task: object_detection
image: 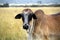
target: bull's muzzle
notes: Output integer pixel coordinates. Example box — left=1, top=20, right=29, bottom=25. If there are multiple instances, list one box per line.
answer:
left=23, top=24, right=29, bottom=30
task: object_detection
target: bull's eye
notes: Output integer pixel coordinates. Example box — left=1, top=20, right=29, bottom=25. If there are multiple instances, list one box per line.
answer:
left=28, top=14, right=33, bottom=22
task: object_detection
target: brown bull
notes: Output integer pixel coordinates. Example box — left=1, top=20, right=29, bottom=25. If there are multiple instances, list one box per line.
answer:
left=32, top=10, right=60, bottom=40
left=15, top=9, right=60, bottom=40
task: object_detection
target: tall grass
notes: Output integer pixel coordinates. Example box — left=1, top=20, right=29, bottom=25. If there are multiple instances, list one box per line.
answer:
left=0, top=7, right=60, bottom=40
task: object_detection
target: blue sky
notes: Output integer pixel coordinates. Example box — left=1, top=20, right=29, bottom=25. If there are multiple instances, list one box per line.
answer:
left=0, top=0, right=60, bottom=4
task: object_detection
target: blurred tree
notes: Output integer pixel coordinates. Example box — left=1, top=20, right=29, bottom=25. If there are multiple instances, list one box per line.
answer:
left=3, top=3, right=9, bottom=7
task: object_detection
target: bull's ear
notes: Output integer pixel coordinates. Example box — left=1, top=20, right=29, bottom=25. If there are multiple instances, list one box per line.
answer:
left=32, top=14, right=37, bottom=19
left=15, top=14, right=22, bottom=19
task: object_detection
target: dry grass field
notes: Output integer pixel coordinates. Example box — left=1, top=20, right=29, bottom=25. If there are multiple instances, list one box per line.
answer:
left=0, top=7, right=60, bottom=40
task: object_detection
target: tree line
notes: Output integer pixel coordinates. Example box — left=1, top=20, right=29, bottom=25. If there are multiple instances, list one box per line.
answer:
left=0, top=3, right=9, bottom=7
left=0, top=3, right=60, bottom=7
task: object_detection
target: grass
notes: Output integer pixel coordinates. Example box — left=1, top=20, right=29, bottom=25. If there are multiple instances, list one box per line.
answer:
left=0, top=7, right=60, bottom=40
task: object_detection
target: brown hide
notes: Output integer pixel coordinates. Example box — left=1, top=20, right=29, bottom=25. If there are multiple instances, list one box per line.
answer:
left=33, top=10, right=60, bottom=40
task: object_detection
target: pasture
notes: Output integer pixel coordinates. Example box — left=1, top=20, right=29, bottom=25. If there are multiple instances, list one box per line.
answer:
left=0, top=7, right=60, bottom=40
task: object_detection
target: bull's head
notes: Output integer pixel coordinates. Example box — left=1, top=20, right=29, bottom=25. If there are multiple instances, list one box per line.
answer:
left=15, top=9, right=37, bottom=31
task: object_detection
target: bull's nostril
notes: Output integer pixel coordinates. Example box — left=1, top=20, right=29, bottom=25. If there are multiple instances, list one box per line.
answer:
left=25, top=24, right=26, bottom=25
left=23, top=25, right=29, bottom=30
